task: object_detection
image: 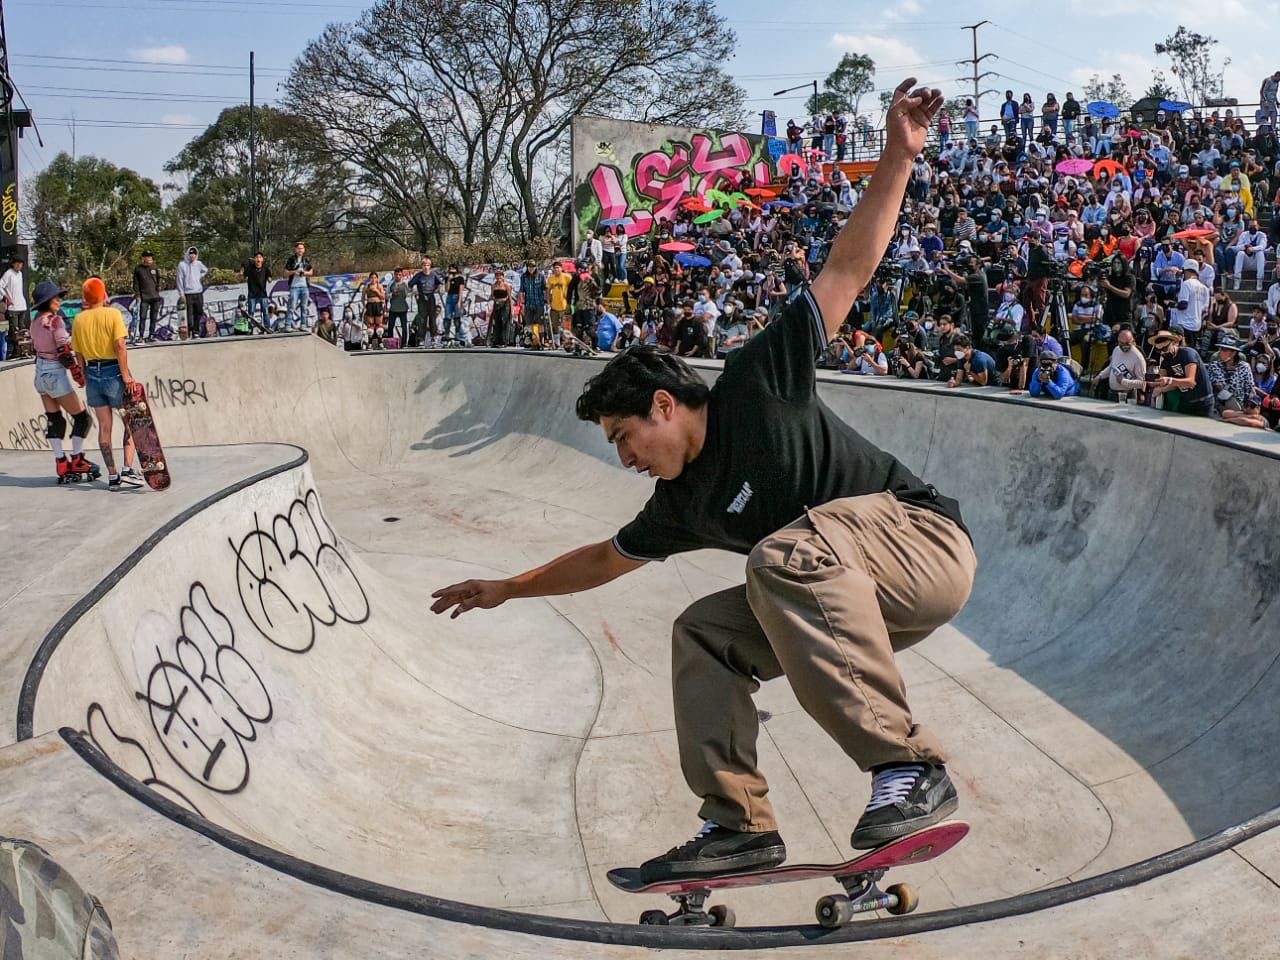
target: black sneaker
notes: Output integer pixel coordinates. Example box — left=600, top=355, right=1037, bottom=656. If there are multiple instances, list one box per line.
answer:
left=120, top=468, right=144, bottom=487
left=639, top=822, right=786, bottom=883
left=851, top=762, right=958, bottom=850
left=108, top=474, right=122, bottom=489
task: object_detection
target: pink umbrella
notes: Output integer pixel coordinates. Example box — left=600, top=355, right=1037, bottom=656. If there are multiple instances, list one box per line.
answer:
left=659, top=241, right=696, bottom=253
left=777, top=153, right=808, bottom=179
left=1055, top=158, right=1093, bottom=176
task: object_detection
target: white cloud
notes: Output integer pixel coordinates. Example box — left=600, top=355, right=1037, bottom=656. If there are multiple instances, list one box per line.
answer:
left=161, top=113, right=196, bottom=126
left=130, top=45, right=190, bottom=64
left=881, top=0, right=923, bottom=22
left=830, top=33, right=926, bottom=71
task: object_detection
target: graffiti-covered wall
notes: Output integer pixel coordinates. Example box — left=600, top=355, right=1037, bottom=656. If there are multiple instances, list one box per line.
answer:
left=571, top=117, right=784, bottom=246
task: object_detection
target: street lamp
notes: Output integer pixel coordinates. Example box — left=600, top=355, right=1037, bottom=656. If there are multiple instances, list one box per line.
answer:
left=773, top=80, right=820, bottom=111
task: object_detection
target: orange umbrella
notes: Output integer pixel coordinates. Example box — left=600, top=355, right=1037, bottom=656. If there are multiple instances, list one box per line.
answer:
left=1093, top=159, right=1125, bottom=179
left=745, top=187, right=779, bottom=198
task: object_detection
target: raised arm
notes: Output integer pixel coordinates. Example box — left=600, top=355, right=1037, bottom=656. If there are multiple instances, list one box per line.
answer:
left=810, top=79, right=942, bottom=340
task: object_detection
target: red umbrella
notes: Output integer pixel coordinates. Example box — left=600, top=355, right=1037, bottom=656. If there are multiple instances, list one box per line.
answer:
left=1123, top=129, right=1144, bottom=139
left=745, top=187, right=778, bottom=198
left=1093, top=159, right=1125, bottom=179
left=680, top=197, right=713, bottom=212
left=1170, top=227, right=1217, bottom=240
left=659, top=241, right=696, bottom=252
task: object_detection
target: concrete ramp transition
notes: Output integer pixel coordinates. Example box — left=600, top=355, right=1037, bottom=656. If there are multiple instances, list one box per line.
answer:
left=3, top=334, right=1280, bottom=956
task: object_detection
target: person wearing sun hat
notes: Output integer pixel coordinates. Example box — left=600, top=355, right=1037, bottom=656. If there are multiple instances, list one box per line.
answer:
left=29, top=280, right=99, bottom=483
left=70, top=277, right=142, bottom=488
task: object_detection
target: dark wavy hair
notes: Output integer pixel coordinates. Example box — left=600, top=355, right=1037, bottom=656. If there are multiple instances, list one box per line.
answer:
left=575, top=345, right=710, bottom=423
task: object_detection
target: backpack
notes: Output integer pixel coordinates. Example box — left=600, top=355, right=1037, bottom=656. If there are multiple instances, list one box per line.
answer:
left=0, top=837, right=120, bottom=958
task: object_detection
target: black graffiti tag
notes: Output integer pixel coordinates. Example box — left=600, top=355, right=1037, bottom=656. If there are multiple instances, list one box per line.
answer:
left=232, top=489, right=369, bottom=652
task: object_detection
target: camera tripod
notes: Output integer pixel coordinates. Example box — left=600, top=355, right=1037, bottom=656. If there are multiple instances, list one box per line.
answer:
left=1041, top=277, right=1072, bottom=346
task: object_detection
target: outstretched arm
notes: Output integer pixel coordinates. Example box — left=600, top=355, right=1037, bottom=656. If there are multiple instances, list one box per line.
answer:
left=811, top=78, right=943, bottom=340
left=430, top=540, right=646, bottom=619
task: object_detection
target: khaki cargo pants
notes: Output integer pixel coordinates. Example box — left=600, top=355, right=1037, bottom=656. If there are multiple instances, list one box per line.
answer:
left=672, top=492, right=977, bottom=833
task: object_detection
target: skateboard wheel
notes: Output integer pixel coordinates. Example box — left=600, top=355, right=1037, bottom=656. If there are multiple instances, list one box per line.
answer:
left=639, top=910, right=669, bottom=926
left=885, top=883, right=918, bottom=916
left=708, top=904, right=736, bottom=928
left=815, top=894, right=853, bottom=928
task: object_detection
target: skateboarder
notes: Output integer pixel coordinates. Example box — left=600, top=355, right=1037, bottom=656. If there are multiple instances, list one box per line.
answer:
left=29, top=281, right=98, bottom=482
left=431, top=80, right=974, bottom=883
left=70, top=278, right=142, bottom=489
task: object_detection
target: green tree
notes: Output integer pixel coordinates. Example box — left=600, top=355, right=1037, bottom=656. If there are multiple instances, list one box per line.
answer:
left=1155, top=27, right=1229, bottom=106
left=1144, top=70, right=1176, bottom=103
left=804, top=90, right=845, bottom=116
left=285, top=0, right=746, bottom=245
left=29, top=153, right=166, bottom=284
left=165, top=105, right=348, bottom=268
left=1081, top=73, right=1133, bottom=111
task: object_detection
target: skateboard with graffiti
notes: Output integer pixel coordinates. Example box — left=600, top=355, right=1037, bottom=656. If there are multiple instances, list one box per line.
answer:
left=120, top=382, right=171, bottom=491
left=607, top=820, right=968, bottom=929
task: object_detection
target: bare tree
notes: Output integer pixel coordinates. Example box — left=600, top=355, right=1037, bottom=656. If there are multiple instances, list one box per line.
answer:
left=285, top=0, right=746, bottom=245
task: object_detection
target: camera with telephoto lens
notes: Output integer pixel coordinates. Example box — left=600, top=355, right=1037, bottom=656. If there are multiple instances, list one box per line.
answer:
left=876, top=257, right=905, bottom=280
left=1043, top=258, right=1071, bottom=279
left=1080, top=260, right=1103, bottom=280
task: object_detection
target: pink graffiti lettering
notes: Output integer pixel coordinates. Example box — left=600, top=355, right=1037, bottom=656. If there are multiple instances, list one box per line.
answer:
left=690, top=133, right=753, bottom=195
left=633, top=145, right=691, bottom=234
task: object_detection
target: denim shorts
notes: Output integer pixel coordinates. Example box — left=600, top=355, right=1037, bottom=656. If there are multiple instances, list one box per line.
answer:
left=33, top=358, right=74, bottom=398
left=86, top=362, right=125, bottom=408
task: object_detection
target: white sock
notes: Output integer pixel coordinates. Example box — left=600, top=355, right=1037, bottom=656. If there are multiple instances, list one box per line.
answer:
left=50, top=438, right=65, bottom=458
left=71, top=436, right=84, bottom=456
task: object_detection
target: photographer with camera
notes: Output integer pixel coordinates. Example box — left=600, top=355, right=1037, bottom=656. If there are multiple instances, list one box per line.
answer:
left=1012, top=350, right=1080, bottom=399
left=993, top=324, right=1035, bottom=390
left=992, top=282, right=1026, bottom=332
left=931, top=276, right=969, bottom=332
left=946, top=333, right=997, bottom=388
left=1099, top=256, right=1133, bottom=332
left=1149, top=329, right=1212, bottom=416
left=894, top=335, right=932, bottom=379
left=933, top=314, right=961, bottom=382
left=1070, top=284, right=1110, bottom=372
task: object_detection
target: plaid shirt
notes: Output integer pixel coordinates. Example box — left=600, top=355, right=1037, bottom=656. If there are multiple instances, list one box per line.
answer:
left=519, top=272, right=547, bottom=312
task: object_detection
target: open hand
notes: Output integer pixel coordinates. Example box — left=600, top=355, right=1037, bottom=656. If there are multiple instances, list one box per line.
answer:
left=886, top=78, right=944, bottom=158
left=430, top=579, right=510, bottom=619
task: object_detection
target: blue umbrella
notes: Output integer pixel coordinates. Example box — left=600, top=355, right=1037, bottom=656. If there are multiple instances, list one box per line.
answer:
left=766, top=200, right=798, bottom=209
left=599, top=217, right=634, bottom=227
left=1087, top=101, right=1120, bottom=119
left=1159, top=100, right=1193, bottom=113
left=675, top=253, right=711, bottom=268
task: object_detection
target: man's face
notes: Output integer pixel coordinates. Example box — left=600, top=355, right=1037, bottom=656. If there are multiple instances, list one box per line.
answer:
left=601, top=394, right=691, bottom=481
left=423, top=258, right=432, bottom=271
left=295, top=244, right=305, bottom=256
left=188, top=251, right=198, bottom=261
left=1118, top=333, right=1135, bottom=351
left=254, top=254, right=264, bottom=265
left=143, top=256, right=154, bottom=266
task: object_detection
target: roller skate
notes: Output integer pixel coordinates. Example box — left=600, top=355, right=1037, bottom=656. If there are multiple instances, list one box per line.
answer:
left=66, top=453, right=101, bottom=483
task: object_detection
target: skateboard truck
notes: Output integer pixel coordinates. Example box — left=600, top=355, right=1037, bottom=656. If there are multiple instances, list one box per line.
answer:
left=814, top=868, right=918, bottom=928
left=640, top=890, right=736, bottom=928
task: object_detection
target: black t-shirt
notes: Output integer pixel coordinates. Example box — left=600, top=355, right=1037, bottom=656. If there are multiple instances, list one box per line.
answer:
left=447, top=275, right=464, bottom=297
left=1027, top=244, right=1052, bottom=280
left=133, top=263, right=162, bottom=300
left=243, top=261, right=272, bottom=299
left=613, top=291, right=968, bottom=561
left=677, top=316, right=704, bottom=354
left=1158, top=346, right=1211, bottom=404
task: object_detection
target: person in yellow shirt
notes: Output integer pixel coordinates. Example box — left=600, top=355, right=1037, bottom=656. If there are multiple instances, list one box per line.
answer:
left=70, top=277, right=141, bottom=488
left=546, top=261, right=572, bottom=348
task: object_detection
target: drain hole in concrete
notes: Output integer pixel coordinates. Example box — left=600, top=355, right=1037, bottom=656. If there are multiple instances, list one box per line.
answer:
left=383, top=517, right=401, bottom=523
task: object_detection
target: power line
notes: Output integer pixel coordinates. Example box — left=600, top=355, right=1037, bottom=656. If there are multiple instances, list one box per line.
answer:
left=13, top=54, right=289, bottom=73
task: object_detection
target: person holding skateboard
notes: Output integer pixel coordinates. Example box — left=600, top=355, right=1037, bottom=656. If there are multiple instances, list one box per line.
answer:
left=71, top=278, right=142, bottom=489
left=28, top=280, right=98, bottom=483
left=431, top=79, right=974, bottom=883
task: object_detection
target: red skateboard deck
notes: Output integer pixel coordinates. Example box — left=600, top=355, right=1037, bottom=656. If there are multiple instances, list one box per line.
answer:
left=607, top=820, right=968, bottom=928
left=120, top=383, right=171, bottom=491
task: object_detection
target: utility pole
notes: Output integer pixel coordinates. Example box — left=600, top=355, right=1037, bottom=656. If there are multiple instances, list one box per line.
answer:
left=249, top=50, right=259, bottom=253
left=0, top=0, right=33, bottom=259
left=959, top=21, right=1000, bottom=122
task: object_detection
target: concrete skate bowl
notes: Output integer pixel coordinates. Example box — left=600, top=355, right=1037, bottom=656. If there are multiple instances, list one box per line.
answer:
left=9, top=334, right=1280, bottom=950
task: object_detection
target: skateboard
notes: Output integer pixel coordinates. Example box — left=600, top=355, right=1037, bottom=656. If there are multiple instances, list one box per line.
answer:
left=607, top=820, right=968, bottom=929
left=560, top=329, right=599, bottom=356
left=120, top=383, right=171, bottom=491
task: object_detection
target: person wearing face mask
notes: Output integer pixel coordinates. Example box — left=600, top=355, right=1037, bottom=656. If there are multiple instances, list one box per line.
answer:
left=1149, top=329, right=1212, bottom=415
left=1231, top=219, right=1270, bottom=291
left=1012, top=349, right=1079, bottom=399
left=1093, top=326, right=1147, bottom=400
left=1209, top=335, right=1264, bottom=425
left=993, top=283, right=1026, bottom=332
left=1070, top=285, right=1109, bottom=371
left=1252, top=353, right=1280, bottom=428
left=1099, top=256, right=1133, bottom=330
left=946, top=333, right=997, bottom=387
left=1152, top=240, right=1185, bottom=298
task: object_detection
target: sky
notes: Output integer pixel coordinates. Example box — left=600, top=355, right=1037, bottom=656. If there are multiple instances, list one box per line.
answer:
left=8, top=0, right=1279, bottom=199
